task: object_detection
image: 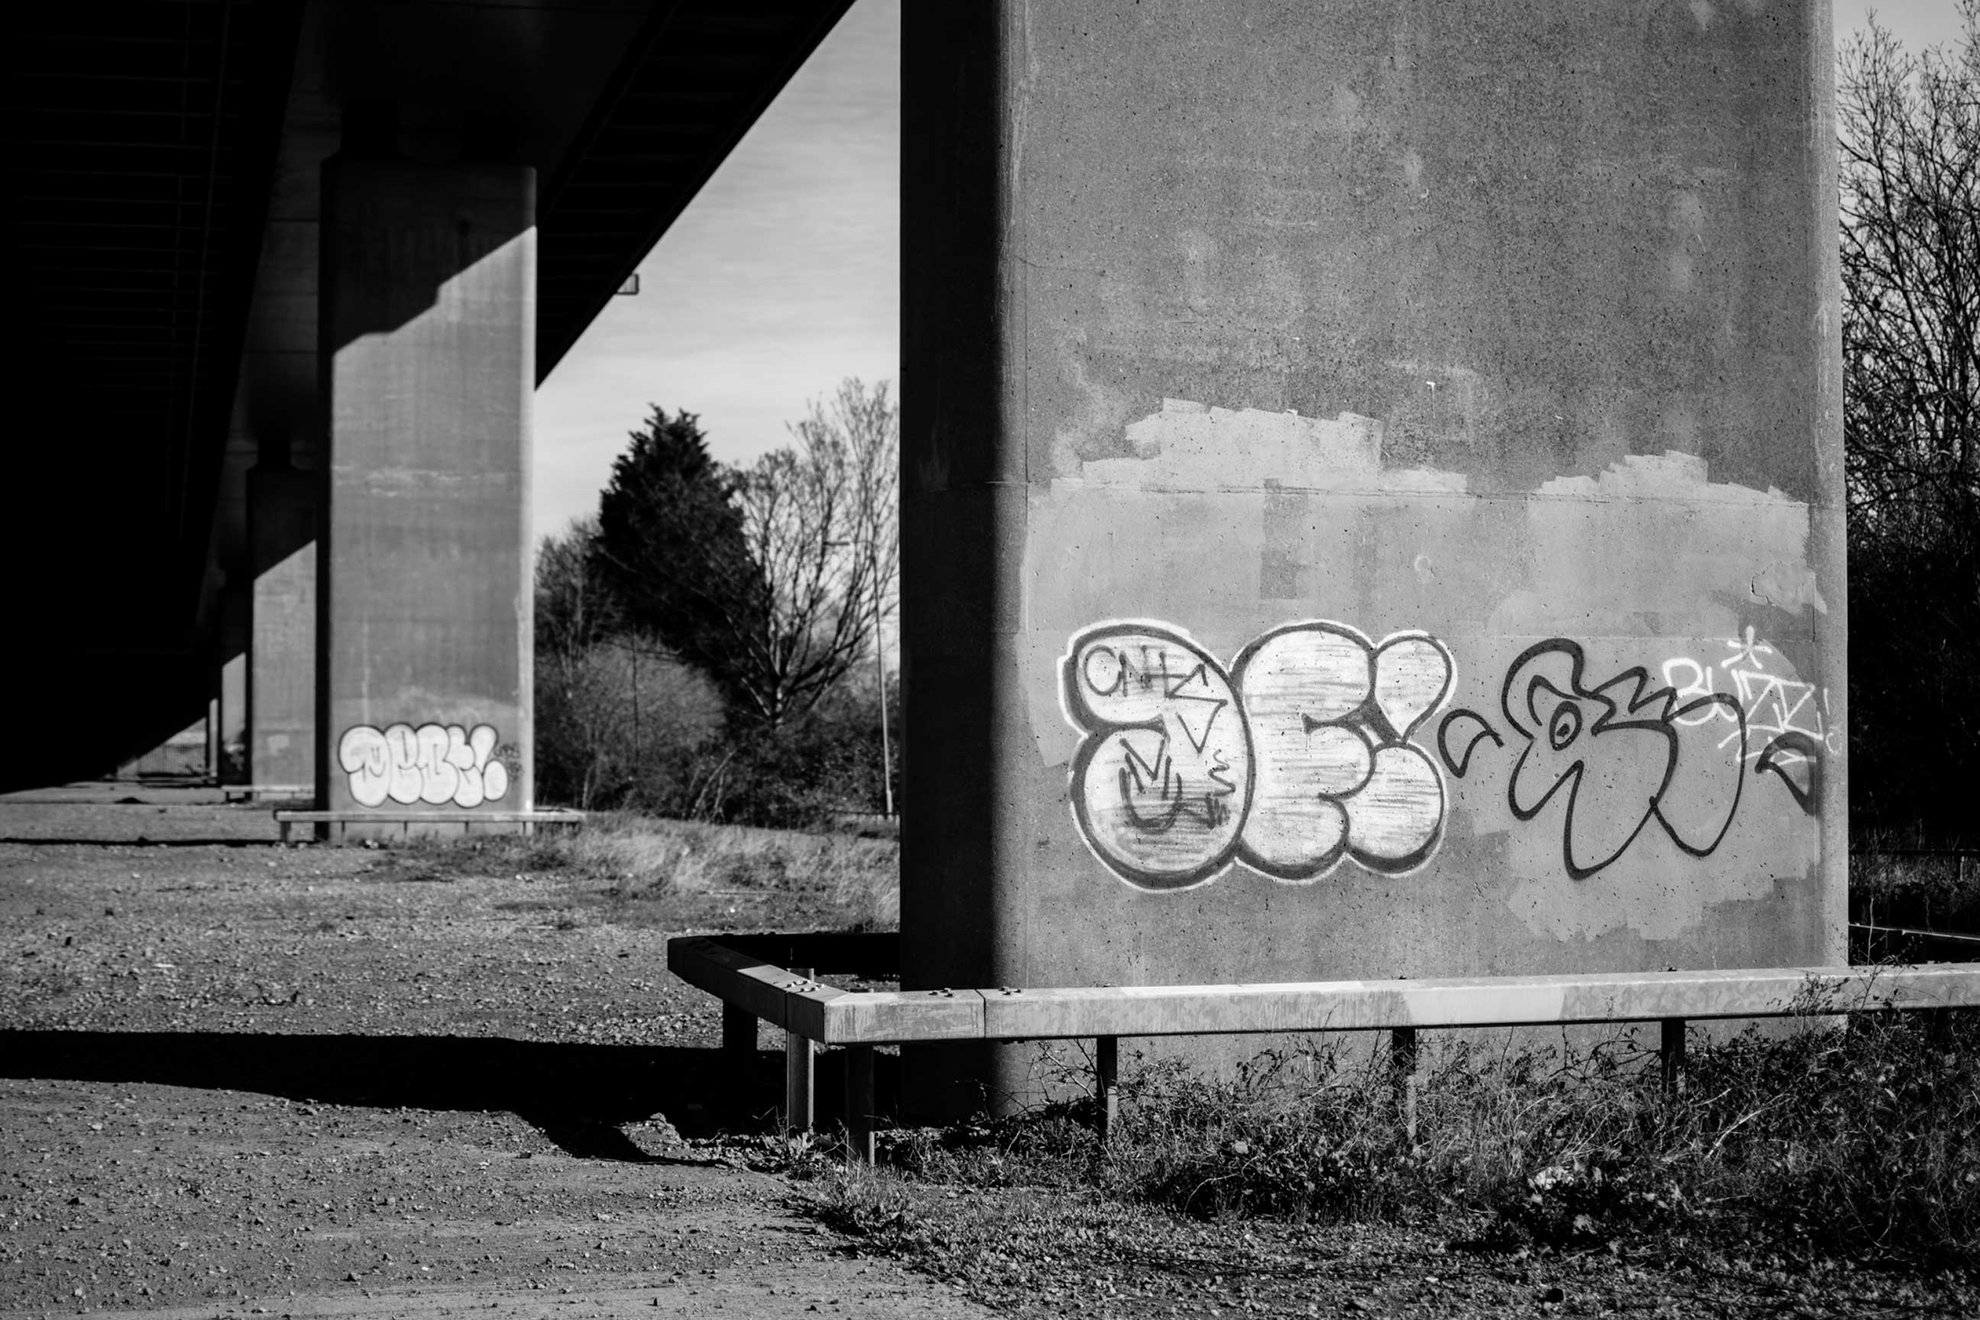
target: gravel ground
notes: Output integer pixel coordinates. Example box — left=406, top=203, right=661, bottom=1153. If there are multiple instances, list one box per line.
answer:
left=0, top=783, right=984, bottom=1319
left=2, top=784, right=1972, bottom=1319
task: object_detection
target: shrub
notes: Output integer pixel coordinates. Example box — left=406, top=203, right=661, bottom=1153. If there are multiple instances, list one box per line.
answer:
left=535, top=634, right=724, bottom=812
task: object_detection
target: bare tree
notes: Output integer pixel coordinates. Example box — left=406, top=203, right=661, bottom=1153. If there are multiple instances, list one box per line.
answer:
left=730, top=378, right=899, bottom=730
left=535, top=519, right=617, bottom=807
left=1838, top=5, right=1980, bottom=831
left=1839, top=3, right=1980, bottom=546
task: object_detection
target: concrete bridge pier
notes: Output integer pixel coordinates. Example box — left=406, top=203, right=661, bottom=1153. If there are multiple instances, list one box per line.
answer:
left=246, top=460, right=317, bottom=799
left=901, top=1, right=1846, bottom=1119
left=315, top=143, right=536, bottom=836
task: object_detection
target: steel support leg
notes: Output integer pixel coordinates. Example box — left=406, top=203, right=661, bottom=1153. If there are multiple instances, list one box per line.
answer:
left=844, top=1044, right=875, bottom=1164
left=1095, top=1035, right=1119, bottom=1144
left=1660, top=1017, right=1686, bottom=1100
left=1391, top=1026, right=1420, bottom=1143
left=784, top=969, right=815, bottom=1135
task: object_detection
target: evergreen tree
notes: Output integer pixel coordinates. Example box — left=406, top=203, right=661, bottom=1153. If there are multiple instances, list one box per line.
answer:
left=590, top=407, right=770, bottom=719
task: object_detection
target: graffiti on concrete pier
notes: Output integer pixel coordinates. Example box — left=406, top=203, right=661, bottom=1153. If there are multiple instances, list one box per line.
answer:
left=338, top=722, right=512, bottom=809
left=1061, top=620, right=1452, bottom=890
left=1437, top=640, right=1745, bottom=880
left=1661, top=627, right=1833, bottom=814
left=1062, top=623, right=1251, bottom=889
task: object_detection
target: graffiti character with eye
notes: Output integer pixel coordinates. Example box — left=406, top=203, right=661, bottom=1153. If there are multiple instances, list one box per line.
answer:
left=1438, top=639, right=1745, bottom=880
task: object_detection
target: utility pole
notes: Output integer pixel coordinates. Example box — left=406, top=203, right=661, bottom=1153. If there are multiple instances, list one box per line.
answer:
left=872, top=540, right=894, bottom=818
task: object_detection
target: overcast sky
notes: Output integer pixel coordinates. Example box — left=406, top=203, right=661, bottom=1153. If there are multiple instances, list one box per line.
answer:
left=529, top=0, right=1969, bottom=543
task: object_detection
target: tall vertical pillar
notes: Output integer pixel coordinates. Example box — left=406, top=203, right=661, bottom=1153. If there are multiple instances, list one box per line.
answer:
left=248, top=462, right=317, bottom=796
left=218, top=646, right=248, bottom=783
left=317, top=156, right=534, bottom=832
left=902, top=2, right=1845, bottom=1116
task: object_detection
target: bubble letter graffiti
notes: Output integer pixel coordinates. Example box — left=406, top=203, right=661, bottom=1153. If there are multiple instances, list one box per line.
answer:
left=339, top=722, right=512, bottom=809
left=1062, top=624, right=1252, bottom=890
left=1232, top=624, right=1451, bottom=879
left=1061, top=620, right=1453, bottom=890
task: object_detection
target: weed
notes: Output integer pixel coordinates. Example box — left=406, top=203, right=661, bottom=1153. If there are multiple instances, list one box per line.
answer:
left=812, top=1164, right=929, bottom=1247
left=862, top=1005, right=1980, bottom=1272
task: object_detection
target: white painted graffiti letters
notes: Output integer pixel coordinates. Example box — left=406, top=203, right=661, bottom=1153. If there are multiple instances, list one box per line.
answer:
left=1661, top=628, right=1833, bottom=814
left=1232, top=624, right=1451, bottom=879
left=1061, top=621, right=1453, bottom=891
left=1062, top=624, right=1252, bottom=890
left=338, top=722, right=512, bottom=809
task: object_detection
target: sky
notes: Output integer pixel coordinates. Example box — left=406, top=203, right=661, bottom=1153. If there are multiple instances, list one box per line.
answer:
left=1839, top=0, right=1969, bottom=55
left=532, top=0, right=900, bottom=543
left=530, top=0, right=1968, bottom=543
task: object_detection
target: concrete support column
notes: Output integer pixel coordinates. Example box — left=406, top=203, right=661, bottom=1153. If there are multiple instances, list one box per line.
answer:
left=902, top=1, right=1844, bottom=1118
left=317, top=157, right=534, bottom=831
left=218, top=647, right=248, bottom=784
left=248, top=463, right=317, bottom=796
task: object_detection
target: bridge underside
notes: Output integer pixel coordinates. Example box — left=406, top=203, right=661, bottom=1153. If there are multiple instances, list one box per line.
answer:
left=5, top=0, right=848, bottom=791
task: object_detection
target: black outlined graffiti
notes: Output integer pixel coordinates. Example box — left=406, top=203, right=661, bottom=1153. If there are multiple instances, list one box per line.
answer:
left=1062, top=623, right=1252, bottom=890
left=1061, top=620, right=1453, bottom=891
left=1436, top=709, right=1503, bottom=777
left=1436, top=640, right=1745, bottom=880
left=1753, top=729, right=1822, bottom=813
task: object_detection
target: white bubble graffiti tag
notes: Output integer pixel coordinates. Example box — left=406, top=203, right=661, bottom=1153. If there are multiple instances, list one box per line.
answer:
left=338, top=723, right=512, bottom=809
left=1061, top=620, right=1452, bottom=891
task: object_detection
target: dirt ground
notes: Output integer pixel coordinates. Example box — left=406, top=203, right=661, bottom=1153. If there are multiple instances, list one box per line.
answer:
left=2, top=785, right=1972, bottom=1319
left=0, top=784, right=984, bottom=1319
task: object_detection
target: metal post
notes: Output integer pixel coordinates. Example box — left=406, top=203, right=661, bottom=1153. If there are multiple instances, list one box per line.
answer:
left=784, top=968, right=815, bottom=1135
left=1390, top=1027, right=1420, bottom=1143
left=722, top=1001, right=756, bottom=1084
left=871, top=542, right=893, bottom=819
left=1660, top=1017, right=1686, bottom=1099
left=844, top=1044, right=875, bottom=1164
left=1095, top=1035, right=1119, bottom=1144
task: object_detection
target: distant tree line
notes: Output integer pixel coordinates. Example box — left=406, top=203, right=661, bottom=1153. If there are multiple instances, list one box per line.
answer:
left=1840, top=6, right=1979, bottom=837
left=535, top=378, right=899, bottom=827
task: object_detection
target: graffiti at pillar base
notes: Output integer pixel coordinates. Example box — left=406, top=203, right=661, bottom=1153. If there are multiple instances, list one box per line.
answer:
left=339, top=723, right=512, bottom=809
left=1662, top=628, right=1833, bottom=814
left=1061, top=621, right=1452, bottom=891
left=1437, top=641, right=1746, bottom=880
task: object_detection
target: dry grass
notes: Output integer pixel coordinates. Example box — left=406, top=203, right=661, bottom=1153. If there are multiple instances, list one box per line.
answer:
left=390, top=810, right=898, bottom=933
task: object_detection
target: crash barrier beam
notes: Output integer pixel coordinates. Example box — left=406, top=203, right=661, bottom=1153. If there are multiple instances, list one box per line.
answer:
left=666, top=936, right=1980, bottom=1160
